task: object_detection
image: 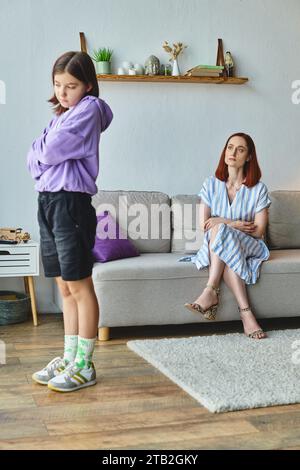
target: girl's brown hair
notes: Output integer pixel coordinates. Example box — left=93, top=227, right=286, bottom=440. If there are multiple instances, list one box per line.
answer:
left=215, top=132, right=262, bottom=187
left=48, top=51, right=99, bottom=115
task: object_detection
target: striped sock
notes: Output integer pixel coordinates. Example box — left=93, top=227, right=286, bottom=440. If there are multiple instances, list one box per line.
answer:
left=74, top=336, right=96, bottom=369
left=63, top=335, right=78, bottom=364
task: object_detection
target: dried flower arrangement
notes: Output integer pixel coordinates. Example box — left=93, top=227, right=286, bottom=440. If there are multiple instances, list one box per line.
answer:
left=162, top=41, right=188, bottom=61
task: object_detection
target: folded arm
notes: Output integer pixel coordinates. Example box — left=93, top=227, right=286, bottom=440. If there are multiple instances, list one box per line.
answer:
left=26, top=118, right=55, bottom=176
left=200, top=203, right=268, bottom=239
left=33, top=125, right=85, bottom=166
left=249, top=208, right=268, bottom=239
left=27, top=105, right=98, bottom=167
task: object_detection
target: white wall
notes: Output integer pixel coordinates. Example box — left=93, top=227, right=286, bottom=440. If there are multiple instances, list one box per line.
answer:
left=1, top=0, right=300, bottom=312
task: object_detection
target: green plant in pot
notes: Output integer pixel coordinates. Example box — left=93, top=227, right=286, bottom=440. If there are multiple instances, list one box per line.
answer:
left=92, top=48, right=114, bottom=74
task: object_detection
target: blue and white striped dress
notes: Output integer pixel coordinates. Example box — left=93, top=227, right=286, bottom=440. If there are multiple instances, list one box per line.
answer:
left=181, top=176, right=272, bottom=285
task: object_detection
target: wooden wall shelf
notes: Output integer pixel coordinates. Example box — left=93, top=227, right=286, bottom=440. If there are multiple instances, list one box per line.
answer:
left=78, top=33, right=248, bottom=85
left=96, top=74, right=248, bottom=85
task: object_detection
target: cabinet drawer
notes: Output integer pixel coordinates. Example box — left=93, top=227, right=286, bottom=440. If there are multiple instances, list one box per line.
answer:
left=0, top=246, right=39, bottom=276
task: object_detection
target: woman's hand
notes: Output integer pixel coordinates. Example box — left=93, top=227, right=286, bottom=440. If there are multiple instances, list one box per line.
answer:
left=204, top=217, right=227, bottom=231
left=204, top=217, right=257, bottom=235
left=229, top=220, right=257, bottom=234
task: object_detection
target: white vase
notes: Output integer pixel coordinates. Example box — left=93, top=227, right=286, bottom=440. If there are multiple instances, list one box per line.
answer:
left=121, top=61, right=134, bottom=74
left=172, top=58, right=180, bottom=76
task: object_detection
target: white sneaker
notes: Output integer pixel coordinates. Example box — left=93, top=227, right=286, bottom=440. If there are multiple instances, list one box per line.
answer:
left=48, top=362, right=97, bottom=393
left=32, top=357, right=69, bottom=385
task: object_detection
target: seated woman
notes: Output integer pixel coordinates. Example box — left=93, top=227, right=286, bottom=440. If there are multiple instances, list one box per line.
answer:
left=184, top=132, right=271, bottom=339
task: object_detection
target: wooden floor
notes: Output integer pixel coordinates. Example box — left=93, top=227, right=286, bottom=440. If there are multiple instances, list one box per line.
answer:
left=1, top=314, right=300, bottom=450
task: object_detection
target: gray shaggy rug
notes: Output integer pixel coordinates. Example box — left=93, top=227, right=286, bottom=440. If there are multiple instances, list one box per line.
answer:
left=127, top=329, right=300, bottom=412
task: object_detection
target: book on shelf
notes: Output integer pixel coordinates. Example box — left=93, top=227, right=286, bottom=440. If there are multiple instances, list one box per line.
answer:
left=186, top=70, right=223, bottom=77
left=184, top=64, right=224, bottom=77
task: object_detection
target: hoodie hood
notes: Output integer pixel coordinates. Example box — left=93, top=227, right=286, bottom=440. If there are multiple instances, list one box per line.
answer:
left=96, top=98, right=113, bottom=132
left=80, top=95, right=113, bottom=132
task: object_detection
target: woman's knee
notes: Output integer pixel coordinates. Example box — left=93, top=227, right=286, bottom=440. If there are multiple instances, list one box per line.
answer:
left=210, top=223, right=224, bottom=243
left=211, top=223, right=224, bottom=234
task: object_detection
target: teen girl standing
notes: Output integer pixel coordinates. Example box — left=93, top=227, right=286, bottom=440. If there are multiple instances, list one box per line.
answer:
left=27, top=51, right=113, bottom=392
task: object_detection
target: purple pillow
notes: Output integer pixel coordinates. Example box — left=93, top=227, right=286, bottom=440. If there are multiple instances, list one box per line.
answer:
left=92, top=211, right=140, bottom=263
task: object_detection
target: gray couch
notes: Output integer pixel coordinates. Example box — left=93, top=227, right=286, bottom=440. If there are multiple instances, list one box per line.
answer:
left=91, top=190, right=300, bottom=341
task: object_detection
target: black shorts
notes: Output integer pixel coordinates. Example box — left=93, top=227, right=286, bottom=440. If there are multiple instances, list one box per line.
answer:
left=37, top=190, right=97, bottom=281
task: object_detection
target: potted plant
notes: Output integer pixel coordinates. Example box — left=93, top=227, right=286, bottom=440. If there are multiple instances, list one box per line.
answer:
left=92, top=47, right=114, bottom=74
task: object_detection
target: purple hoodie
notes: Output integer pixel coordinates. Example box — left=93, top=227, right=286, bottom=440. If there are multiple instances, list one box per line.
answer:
left=27, top=95, right=113, bottom=195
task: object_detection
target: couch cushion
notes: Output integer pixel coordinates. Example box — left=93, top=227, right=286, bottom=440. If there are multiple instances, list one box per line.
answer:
left=93, top=253, right=202, bottom=281
left=92, top=249, right=300, bottom=282
left=267, top=191, right=300, bottom=249
left=260, top=249, right=300, bottom=274
left=171, top=195, right=203, bottom=253
left=92, top=190, right=171, bottom=253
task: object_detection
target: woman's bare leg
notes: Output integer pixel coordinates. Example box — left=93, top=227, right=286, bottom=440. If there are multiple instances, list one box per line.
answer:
left=193, top=223, right=225, bottom=309
left=222, top=265, right=266, bottom=339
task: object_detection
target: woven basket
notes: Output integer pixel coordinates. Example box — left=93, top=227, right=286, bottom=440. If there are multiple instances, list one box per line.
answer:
left=0, top=291, right=30, bottom=325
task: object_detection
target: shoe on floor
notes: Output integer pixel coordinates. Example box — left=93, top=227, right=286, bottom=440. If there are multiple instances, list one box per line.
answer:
left=47, top=362, right=97, bottom=393
left=32, top=357, right=69, bottom=385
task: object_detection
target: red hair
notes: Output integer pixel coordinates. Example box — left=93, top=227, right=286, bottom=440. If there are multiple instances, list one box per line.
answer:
left=215, top=133, right=261, bottom=187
